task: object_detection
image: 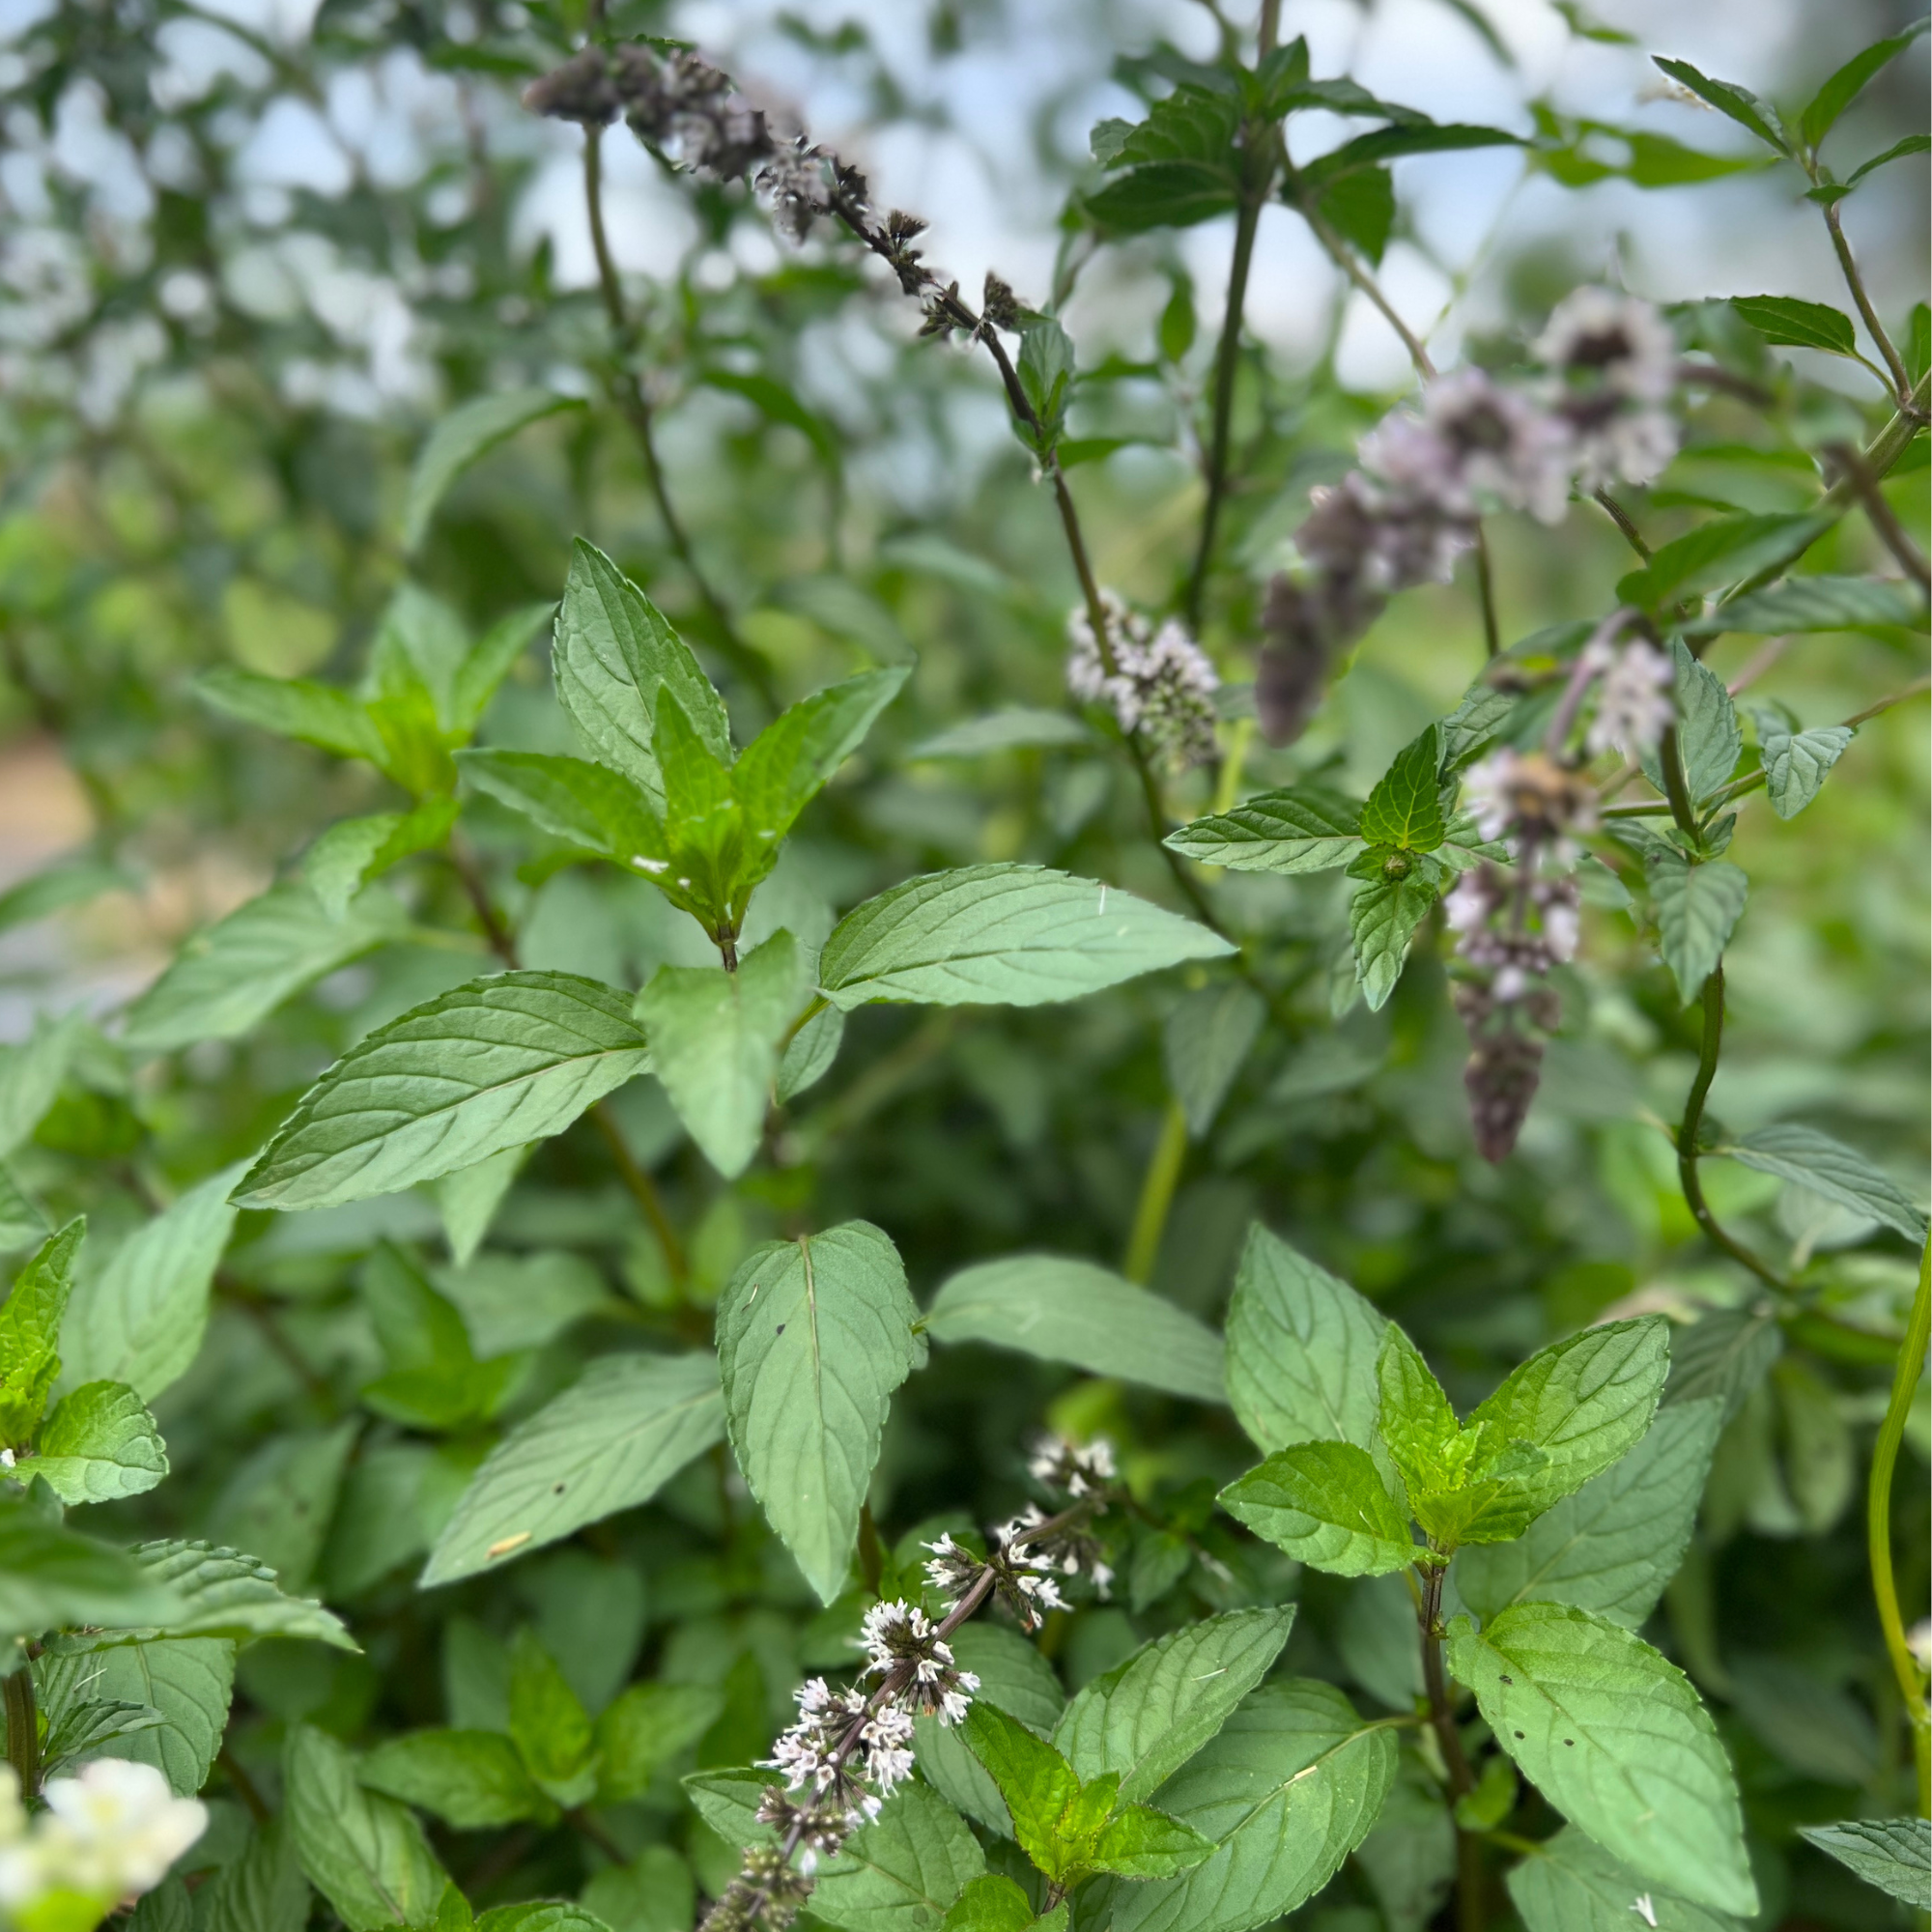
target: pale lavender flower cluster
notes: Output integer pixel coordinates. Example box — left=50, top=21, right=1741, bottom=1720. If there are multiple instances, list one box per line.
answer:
left=1584, top=634, right=1675, bottom=758
left=1066, top=592, right=1220, bottom=770
left=858, top=1601, right=980, bottom=1723
left=1255, top=290, right=1681, bottom=748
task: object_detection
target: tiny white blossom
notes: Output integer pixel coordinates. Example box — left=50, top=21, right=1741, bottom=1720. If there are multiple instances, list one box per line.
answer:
left=0, top=1759, right=207, bottom=1910
left=1536, top=288, right=1681, bottom=488
left=1067, top=594, right=1219, bottom=768
left=1360, top=369, right=1573, bottom=526
left=1630, top=1895, right=1660, bottom=1929
left=1587, top=639, right=1675, bottom=757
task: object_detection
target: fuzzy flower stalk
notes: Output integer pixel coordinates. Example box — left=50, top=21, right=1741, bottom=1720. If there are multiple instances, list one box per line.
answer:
left=0, top=1758, right=207, bottom=1931
left=705, top=1439, right=1118, bottom=1930
left=1066, top=593, right=1220, bottom=771
left=1448, top=616, right=1674, bottom=1159
left=1254, top=292, right=1681, bottom=747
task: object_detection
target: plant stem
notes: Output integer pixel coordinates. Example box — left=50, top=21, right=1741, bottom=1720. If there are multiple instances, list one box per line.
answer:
left=1591, top=488, right=1651, bottom=561
left=4, top=1665, right=39, bottom=1799
left=582, top=128, right=776, bottom=710
left=1472, top=526, right=1502, bottom=658
left=1821, top=196, right=1915, bottom=405
left=1123, top=1099, right=1188, bottom=1284
left=1870, top=1239, right=1931, bottom=1817
left=1826, top=440, right=1932, bottom=589
left=1417, top=1561, right=1485, bottom=1932
left=1674, top=967, right=1792, bottom=1295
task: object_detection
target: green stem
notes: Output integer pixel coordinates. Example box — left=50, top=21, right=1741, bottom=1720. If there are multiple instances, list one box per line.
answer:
left=1821, top=197, right=1915, bottom=405
left=5, top=1665, right=39, bottom=1800
left=1417, top=1561, right=1485, bottom=1932
left=1472, top=526, right=1502, bottom=658
left=1123, top=1099, right=1189, bottom=1284
left=1870, top=1240, right=1931, bottom=1817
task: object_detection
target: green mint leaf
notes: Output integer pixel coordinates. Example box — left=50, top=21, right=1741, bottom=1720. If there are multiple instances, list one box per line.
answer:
left=195, top=667, right=387, bottom=765
left=201, top=1818, right=312, bottom=1932
left=0, top=1219, right=83, bottom=1448
left=1459, top=1316, right=1671, bottom=1530
left=103, top=1537, right=357, bottom=1650
left=1797, top=1818, right=1931, bottom=1909
left=580, top=1850, right=692, bottom=1932
left=652, top=689, right=746, bottom=929
left=1441, top=681, right=1517, bottom=771
left=1163, top=785, right=1363, bottom=872
left=422, top=1350, right=724, bottom=1586
left=0, top=1012, right=86, bottom=1162
left=1375, top=1325, right=1461, bottom=1500
left=716, top=1223, right=923, bottom=1605
left=1313, top=162, right=1395, bottom=263
left=732, top=668, right=909, bottom=870
left=924, top=1254, right=1225, bottom=1405
left=1163, top=981, right=1264, bottom=1138
left=37, top=1635, right=232, bottom=1798
left=1053, top=1607, right=1295, bottom=1804
left=941, top=1873, right=1037, bottom=1931
left=1219, top=1441, right=1414, bottom=1576
left=636, top=931, right=804, bottom=1179
left=962, top=1702, right=1087, bottom=1882
left=1360, top=726, right=1453, bottom=854
left=0, top=1495, right=186, bottom=1643
left=446, top=603, right=554, bottom=740
left=473, top=1904, right=609, bottom=1932
left=360, top=1729, right=549, bottom=1830
left=305, top=802, right=459, bottom=920
left=509, top=1627, right=595, bottom=1804
left=1663, top=1308, right=1781, bottom=1422
left=910, top=708, right=1092, bottom=758
left=1455, top=1397, right=1722, bottom=1627
left=1088, top=1804, right=1216, bottom=1879
left=207, top=1422, right=358, bottom=1595
left=1637, top=644, right=1741, bottom=806
left=368, top=584, right=470, bottom=739
left=1016, top=320, right=1076, bottom=449
left=1447, top=1603, right=1756, bottom=1917
left=1508, top=1825, right=1747, bottom=1931
left=457, top=749, right=666, bottom=867
left=123, top=881, right=410, bottom=1056
left=1843, top=130, right=1932, bottom=189
left=916, top=1624, right=1067, bottom=1835
left=0, top=1166, right=44, bottom=1257
left=1350, top=870, right=1438, bottom=1011
left=1225, top=1224, right=1387, bottom=1459
left=29, top=1379, right=168, bottom=1504
left=776, top=1003, right=845, bottom=1103
left=403, top=389, right=585, bottom=554
left=809, top=1783, right=987, bottom=1931
left=819, top=864, right=1234, bottom=1009
left=1617, top=511, right=1832, bottom=610
left=1647, top=853, right=1747, bottom=1002
left=1649, top=57, right=1790, bottom=156
left=593, top=1682, right=724, bottom=1803
left=285, top=1723, right=448, bottom=1932
left=1105, top=1679, right=1398, bottom=1932
left=1085, top=86, right=1241, bottom=232
left=1756, top=719, right=1853, bottom=818
left=1719, top=1121, right=1927, bottom=1240
left=553, top=539, right=732, bottom=813
left=1798, top=20, right=1930, bottom=150
left=432, top=1146, right=528, bottom=1268
left=236, top=971, right=652, bottom=1211
left=36, top=1693, right=166, bottom=1780
left=681, top=1766, right=777, bottom=1848
left=1727, top=295, right=1857, bottom=355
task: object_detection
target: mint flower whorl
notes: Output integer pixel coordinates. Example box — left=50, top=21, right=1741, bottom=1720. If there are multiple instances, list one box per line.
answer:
left=857, top=1600, right=980, bottom=1723
left=754, top=1790, right=853, bottom=1874
left=762, top=1677, right=913, bottom=1816
left=1535, top=287, right=1681, bottom=489
left=1586, top=636, right=1674, bottom=757
left=1065, top=593, right=1220, bottom=771
left=1028, top=1433, right=1116, bottom=1498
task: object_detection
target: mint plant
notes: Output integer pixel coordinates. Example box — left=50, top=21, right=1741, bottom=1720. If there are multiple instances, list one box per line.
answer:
left=0, top=4, right=1926, bottom=1932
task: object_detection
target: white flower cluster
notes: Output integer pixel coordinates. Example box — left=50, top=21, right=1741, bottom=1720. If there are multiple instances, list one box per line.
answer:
left=1026, top=1434, right=1116, bottom=1498
left=1066, top=592, right=1220, bottom=771
left=1535, top=288, right=1680, bottom=492
left=857, top=1601, right=980, bottom=1725
left=1445, top=867, right=1580, bottom=1003
left=0, top=1758, right=206, bottom=1920
left=763, top=1676, right=913, bottom=1823
left=1583, top=634, right=1675, bottom=758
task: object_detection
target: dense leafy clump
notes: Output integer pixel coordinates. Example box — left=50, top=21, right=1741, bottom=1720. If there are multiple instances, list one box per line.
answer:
left=0, top=4, right=1925, bottom=1932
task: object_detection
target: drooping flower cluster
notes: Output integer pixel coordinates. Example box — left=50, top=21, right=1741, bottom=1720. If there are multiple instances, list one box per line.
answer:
left=0, top=1759, right=207, bottom=1922
left=1255, top=290, right=1681, bottom=746
left=1066, top=592, right=1220, bottom=770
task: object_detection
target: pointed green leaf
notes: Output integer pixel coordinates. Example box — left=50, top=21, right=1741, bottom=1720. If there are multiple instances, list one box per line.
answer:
left=1107, top=1679, right=1399, bottom=1932
left=423, top=1350, right=724, bottom=1585
left=204, top=1820, right=311, bottom=1932
left=1455, top=1397, right=1722, bottom=1627
left=1350, top=871, right=1437, bottom=1011
left=360, top=1729, right=547, bottom=1829
left=195, top=668, right=386, bottom=764
left=109, top=1538, right=356, bottom=1649
left=1088, top=1804, right=1215, bottom=1879
left=286, top=1723, right=448, bottom=1931
left=1224, top=1224, right=1386, bottom=1457
left=1719, top=1121, right=1926, bottom=1240
left=1618, top=512, right=1831, bottom=609
left=509, top=1626, right=595, bottom=1804
left=1727, top=295, right=1856, bottom=355
left=1649, top=58, right=1789, bottom=155
left=1219, top=1442, right=1414, bottom=1576
left=237, top=972, right=652, bottom=1210
left=924, top=1255, right=1225, bottom=1404
left=29, top=1380, right=168, bottom=1503
left=1447, top=1603, right=1756, bottom=1916
left=1163, top=982, right=1264, bottom=1138
left=1163, top=787, right=1363, bottom=873
left=818, top=865, right=1234, bottom=1009
left=0, top=1219, right=83, bottom=1446
left=809, top=1781, right=987, bottom=1932
left=1799, top=20, right=1930, bottom=149
left=777, top=1002, right=845, bottom=1102
left=0, top=1166, right=44, bottom=1256
left=36, top=1634, right=234, bottom=1797
left=1798, top=1817, right=1931, bottom=1908
left=0, top=1011, right=88, bottom=1159
left=733, top=668, right=908, bottom=854
left=1685, top=573, right=1925, bottom=636
left=59, top=1162, right=243, bottom=1402
left=636, top=931, right=803, bottom=1179
left=716, top=1224, right=923, bottom=1604
left=594, top=1681, right=724, bottom=1802
left=1508, top=1826, right=1747, bottom=1931
left=1648, top=854, right=1747, bottom=1002
left=447, top=602, right=554, bottom=737
left=940, top=1874, right=1037, bottom=1932
left=122, top=881, right=410, bottom=1054
left=553, top=539, right=731, bottom=813
left=1359, top=726, right=1445, bottom=852
left=1376, top=1325, right=1461, bottom=1498
left=1758, top=721, right=1853, bottom=818
left=306, top=801, right=458, bottom=919
left=403, top=389, right=585, bottom=552
left=961, top=1703, right=1085, bottom=1881
left=1638, top=644, right=1740, bottom=806
left=0, top=1497, right=185, bottom=1642
left=1054, top=1608, right=1295, bottom=1804
left=457, top=750, right=665, bottom=866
